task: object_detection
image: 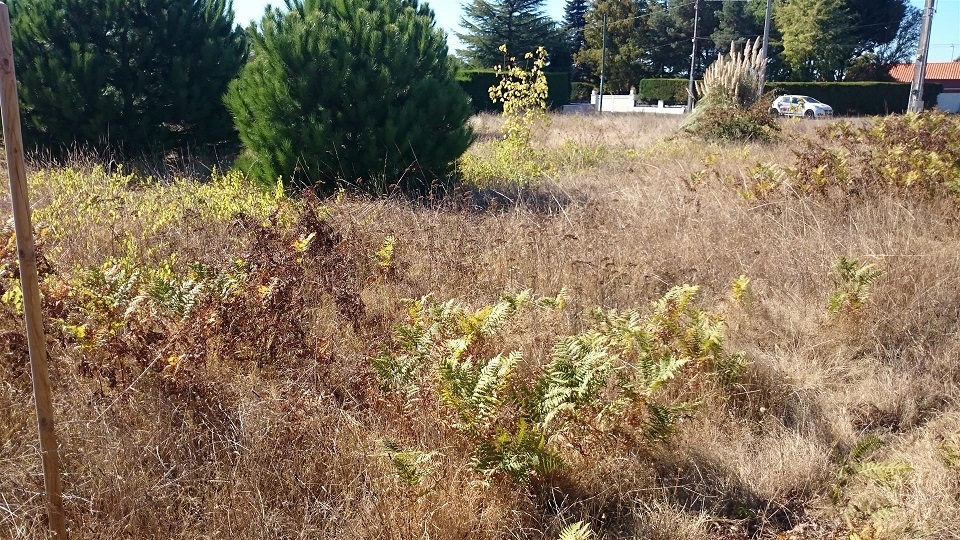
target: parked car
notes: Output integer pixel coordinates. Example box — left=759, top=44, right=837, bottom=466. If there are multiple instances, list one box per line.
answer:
left=770, top=95, right=834, bottom=119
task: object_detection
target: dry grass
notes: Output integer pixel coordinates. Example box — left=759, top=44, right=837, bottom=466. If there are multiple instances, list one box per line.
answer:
left=2, top=113, right=960, bottom=539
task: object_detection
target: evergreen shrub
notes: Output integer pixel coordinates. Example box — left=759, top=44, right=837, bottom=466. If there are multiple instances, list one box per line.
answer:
left=570, top=82, right=595, bottom=102
left=10, top=0, right=247, bottom=153
left=226, top=0, right=473, bottom=194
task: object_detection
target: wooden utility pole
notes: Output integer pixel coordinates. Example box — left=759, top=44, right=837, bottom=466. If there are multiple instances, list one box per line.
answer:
left=759, top=0, right=773, bottom=97
left=598, top=13, right=607, bottom=113
left=686, top=0, right=701, bottom=113
left=908, top=0, right=936, bottom=113
left=0, top=3, right=68, bottom=539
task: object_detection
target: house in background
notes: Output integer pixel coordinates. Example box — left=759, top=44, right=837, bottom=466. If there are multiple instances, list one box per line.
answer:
left=889, top=62, right=960, bottom=113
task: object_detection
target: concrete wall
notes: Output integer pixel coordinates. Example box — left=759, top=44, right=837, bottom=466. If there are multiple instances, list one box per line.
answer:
left=583, top=90, right=687, bottom=115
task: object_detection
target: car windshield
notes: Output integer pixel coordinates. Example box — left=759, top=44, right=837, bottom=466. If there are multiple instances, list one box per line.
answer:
left=800, top=96, right=821, bottom=103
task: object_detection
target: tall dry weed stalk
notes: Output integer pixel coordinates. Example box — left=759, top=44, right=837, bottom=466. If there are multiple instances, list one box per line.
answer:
left=696, top=38, right=766, bottom=108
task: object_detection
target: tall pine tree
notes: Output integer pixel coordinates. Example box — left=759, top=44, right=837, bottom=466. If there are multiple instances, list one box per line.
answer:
left=9, top=0, right=247, bottom=154
left=576, top=0, right=651, bottom=92
left=457, top=0, right=564, bottom=68
left=564, top=0, right=589, bottom=55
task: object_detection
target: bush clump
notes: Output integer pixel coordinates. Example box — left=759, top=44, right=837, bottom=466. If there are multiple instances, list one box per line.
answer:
left=10, top=0, right=248, bottom=153
left=684, top=39, right=780, bottom=142
left=688, top=100, right=781, bottom=142
left=226, top=0, right=473, bottom=194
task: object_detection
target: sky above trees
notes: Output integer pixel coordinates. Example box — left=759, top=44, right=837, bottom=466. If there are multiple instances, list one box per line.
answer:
left=230, top=0, right=958, bottom=61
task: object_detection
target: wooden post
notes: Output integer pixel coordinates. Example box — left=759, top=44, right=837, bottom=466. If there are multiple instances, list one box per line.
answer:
left=0, top=3, right=68, bottom=539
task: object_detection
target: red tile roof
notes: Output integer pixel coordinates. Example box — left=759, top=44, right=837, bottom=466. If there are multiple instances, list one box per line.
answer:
left=889, top=62, right=960, bottom=82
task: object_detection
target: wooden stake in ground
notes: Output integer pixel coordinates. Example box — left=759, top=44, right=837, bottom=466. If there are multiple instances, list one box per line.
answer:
left=0, top=3, right=68, bottom=538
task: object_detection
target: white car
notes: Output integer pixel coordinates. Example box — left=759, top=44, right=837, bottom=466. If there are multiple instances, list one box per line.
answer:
left=771, top=95, right=834, bottom=119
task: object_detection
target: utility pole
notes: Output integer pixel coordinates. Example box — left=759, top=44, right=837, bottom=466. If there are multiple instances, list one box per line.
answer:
left=598, top=13, right=606, bottom=113
left=686, top=0, right=700, bottom=113
left=758, top=0, right=773, bottom=97
left=908, top=0, right=936, bottom=113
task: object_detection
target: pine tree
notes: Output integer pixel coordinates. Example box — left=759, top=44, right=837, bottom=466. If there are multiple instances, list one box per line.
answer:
left=576, top=0, right=650, bottom=92
left=712, top=0, right=761, bottom=50
left=457, top=0, right=564, bottom=68
left=9, top=0, right=247, bottom=154
left=225, top=0, right=473, bottom=194
left=564, top=0, right=590, bottom=55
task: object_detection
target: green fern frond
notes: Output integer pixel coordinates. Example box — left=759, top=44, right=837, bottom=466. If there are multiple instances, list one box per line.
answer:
left=855, top=460, right=913, bottom=487
left=714, top=352, right=748, bottom=387
left=558, top=521, right=594, bottom=540
left=439, top=349, right=520, bottom=429
left=636, top=354, right=691, bottom=396
left=829, top=256, right=883, bottom=313
left=380, top=440, right=433, bottom=486
left=537, top=287, right=569, bottom=310
left=539, top=332, right=615, bottom=428
left=849, top=435, right=885, bottom=465
left=472, top=420, right=561, bottom=481
left=644, top=402, right=695, bottom=442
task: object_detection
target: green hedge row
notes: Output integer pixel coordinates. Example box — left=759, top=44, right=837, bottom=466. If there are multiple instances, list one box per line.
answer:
left=638, top=79, right=689, bottom=104
left=456, top=70, right=571, bottom=112
left=637, top=79, right=944, bottom=115
left=765, top=82, right=942, bottom=115
left=571, top=82, right=595, bottom=102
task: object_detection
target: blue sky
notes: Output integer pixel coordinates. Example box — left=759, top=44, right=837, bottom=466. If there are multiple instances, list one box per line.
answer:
left=231, top=0, right=959, bottom=61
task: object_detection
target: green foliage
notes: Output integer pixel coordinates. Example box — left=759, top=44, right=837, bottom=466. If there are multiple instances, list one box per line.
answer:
left=9, top=0, right=247, bottom=153
left=457, top=70, right=572, bottom=111
left=374, top=285, right=745, bottom=483
left=684, top=40, right=778, bottom=142
left=456, top=0, right=567, bottom=69
left=563, top=0, right=590, bottom=57
left=765, top=82, right=942, bottom=115
left=570, top=82, right=595, bottom=102
left=775, top=0, right=856, bottom=81
left=832, top=435, right=915, bottom=533
left=576, top=0, right=649, bottom=94
left=638, top=79, right=690, bottom=104
left=381, top=440, right=434, bottom=486
left=829, top=257, right=882, bottom=314
left=490, top=47, right=550, bottom=148
left=225, top=0, right=473, bottom=194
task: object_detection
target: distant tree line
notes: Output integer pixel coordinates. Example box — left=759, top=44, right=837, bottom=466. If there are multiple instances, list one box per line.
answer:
left=458, top=0, right=923, bottom=93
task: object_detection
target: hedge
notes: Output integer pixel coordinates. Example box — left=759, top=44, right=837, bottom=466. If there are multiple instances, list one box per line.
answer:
left=457, top=70, right=571, bottom=112
left=636, top=79, right=944, bottom=115
left=571, top=82, right=595, bottom=102
left=764, top=82, right=942, bottom=115
left=638, top=78, right=689, bottom=104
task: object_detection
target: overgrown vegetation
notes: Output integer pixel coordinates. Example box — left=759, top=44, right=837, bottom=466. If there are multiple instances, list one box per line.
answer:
left=708, top=111, right=960, bottom=203
left=459, top=46, right=553, bottom=185
left=685, top=39, right=780, bottom=142
left=4, top=112, right=960, bottom=539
